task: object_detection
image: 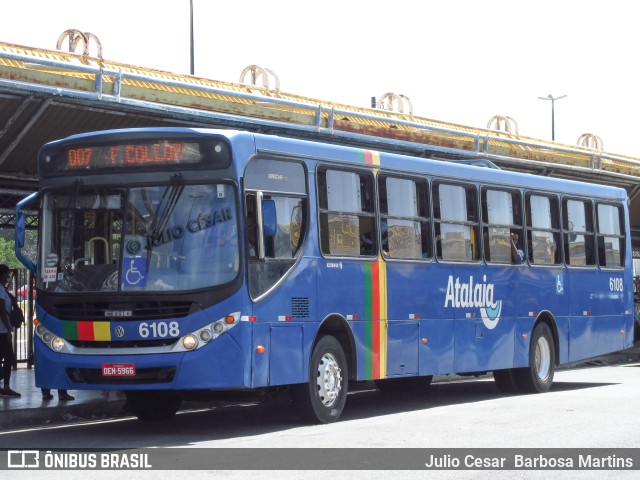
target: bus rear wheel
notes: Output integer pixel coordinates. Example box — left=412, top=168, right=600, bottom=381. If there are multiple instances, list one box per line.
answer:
left=514, top=322, right=555, bottom=393
left=292, top=335, right=348, bottom=424
left=125, top=391, right=182, bottom=421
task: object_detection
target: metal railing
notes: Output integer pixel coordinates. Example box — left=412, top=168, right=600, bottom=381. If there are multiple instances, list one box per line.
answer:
left=3, top=41, right=640, bottom=183
left=8, top=267, right=34, bottom=368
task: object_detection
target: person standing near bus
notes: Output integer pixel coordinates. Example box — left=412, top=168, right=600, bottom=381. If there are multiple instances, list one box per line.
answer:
left=0, top=264, right=20, bottom=397
left=41, top=387, right=74, bottom=401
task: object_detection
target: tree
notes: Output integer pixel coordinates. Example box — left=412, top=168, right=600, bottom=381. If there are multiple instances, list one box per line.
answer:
left=0, top=229, right=38, bottom=268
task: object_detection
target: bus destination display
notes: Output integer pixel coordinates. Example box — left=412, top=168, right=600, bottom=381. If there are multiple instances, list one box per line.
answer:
left=49, top=141, right=203, bottom=171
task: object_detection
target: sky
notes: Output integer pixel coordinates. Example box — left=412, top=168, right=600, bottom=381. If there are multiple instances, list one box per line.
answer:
left=2, top=0, right=640, bottom=157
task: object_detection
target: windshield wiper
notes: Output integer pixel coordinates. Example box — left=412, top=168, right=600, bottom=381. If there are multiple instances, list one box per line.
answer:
left=146, top=174, right=184, bottom=268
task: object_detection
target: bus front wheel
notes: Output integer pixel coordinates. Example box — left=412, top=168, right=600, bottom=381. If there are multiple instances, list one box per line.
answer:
left=125, top=391, right=182, bottom=421
left=292, top=335, right=348, bottom=424
left=515, top=322, right=556, bottom=393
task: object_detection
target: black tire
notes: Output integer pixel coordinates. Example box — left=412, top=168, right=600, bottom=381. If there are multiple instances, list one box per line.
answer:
left=292, top=335, right=348, bottom=424
left=514, top=322, right=556, bottom=393
left=493, top=368, right=519, bottom=393
left=124, top=391, right=182, bottom=421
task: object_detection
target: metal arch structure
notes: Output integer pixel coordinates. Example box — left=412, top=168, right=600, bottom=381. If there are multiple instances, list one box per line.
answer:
left=239, top=65, right=281, bottom=97
left=376, top=92, right=414, bottom=118
left=2, top=38, right=640, bottom=236
left=487, top=115, right=519, bottom=135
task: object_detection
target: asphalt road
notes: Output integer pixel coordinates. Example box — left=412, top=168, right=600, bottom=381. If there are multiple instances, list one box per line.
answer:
left=2, top=363, right=640, bottom=480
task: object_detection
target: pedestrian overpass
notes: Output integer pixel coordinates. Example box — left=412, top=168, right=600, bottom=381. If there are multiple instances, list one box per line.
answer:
left=2, top=35, right=640, bottom=232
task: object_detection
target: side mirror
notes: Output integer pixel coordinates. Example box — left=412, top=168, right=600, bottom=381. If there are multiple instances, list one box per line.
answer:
left=16, top=212, right=26, bottom=249
left=262, top=199, right=277, bottom=238
left=15, top=191, right=39, bottom=273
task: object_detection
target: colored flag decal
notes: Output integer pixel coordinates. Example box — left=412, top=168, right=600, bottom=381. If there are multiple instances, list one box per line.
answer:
left=363, top=259, right=388, bottom=379
left=358, top=150, right=381, bottom=165
left=62, top=321, right=111, bottom=341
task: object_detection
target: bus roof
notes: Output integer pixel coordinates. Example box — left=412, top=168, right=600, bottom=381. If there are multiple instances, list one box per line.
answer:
left=41, top=126, right=626, bottom=202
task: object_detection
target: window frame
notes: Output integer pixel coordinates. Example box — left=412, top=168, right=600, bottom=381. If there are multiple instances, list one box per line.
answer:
left=317, top=165, right=377, bottom=259
left=595, top=201, right=626, bottom=270
left=244, top=157, right=309, bottom=301
left=377, top=173, right=432, bottom=262
left=525, top=192, right=562, bottom=266
left=561, top=197, right=596, bottom=268
left=481, top=186, right=524, bottom=265
left=432, top=180, right=480, bottom=263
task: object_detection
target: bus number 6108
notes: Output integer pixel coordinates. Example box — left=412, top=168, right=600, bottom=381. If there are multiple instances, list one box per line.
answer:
left=139, top=321, right=180, bottom=338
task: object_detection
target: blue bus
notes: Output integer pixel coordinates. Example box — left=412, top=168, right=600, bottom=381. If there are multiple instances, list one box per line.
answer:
left=16, top=128, right=634, bottom=423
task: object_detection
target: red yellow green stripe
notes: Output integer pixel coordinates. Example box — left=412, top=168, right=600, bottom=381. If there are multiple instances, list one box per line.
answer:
left=62, top=321, right=111, bottom=341
left=358, top=149, right=381, bottom=165
left=363, top=258, right=388, bottom=379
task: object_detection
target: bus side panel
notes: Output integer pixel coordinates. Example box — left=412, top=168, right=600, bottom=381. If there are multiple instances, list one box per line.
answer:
left=517, top=266, right=568, bottom=362
left=419, top=319, right=454, bottom=375
left=251, top=323, right=270, bottom=388
left=317, top=260, right=370, bottom=379
left=385, top=261, right=453, bottom=377
left=175, top=334, right=245, bottom=389
left=513, top=316, right=536, bottom=367
left=568, top=270, right=626, bottom=362
left=269, top=325, right=304, bottom=385
left=386, top=321, right=419, bottom=376
left=251, top=257, right=316, bottom=386
left=452, top=265, right=516, bottom=373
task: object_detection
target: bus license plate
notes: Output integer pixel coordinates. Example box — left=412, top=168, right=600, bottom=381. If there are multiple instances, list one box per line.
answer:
left=102, top=363, right=136, bottom=377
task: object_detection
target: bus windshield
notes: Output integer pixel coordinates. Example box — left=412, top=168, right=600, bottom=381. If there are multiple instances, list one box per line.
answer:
left=39, top=183, right=239, bottom=293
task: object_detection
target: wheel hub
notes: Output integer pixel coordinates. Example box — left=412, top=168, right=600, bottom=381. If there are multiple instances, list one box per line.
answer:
left=316, top=352, right=342, bottom=407
left=535, top=336, right=551, bottom=381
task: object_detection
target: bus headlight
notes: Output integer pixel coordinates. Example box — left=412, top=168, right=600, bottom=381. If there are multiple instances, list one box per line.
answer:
left=182, top=334, right=198, bottom=351
left=212, top=322, right=225, bottom=334
left=199, top=330, right=212, bottom=343
left=175, top=312, right=241, bottom=352
left=51, top=337, right=66, bottom=351
left=34, top=324, right=70, bottom=354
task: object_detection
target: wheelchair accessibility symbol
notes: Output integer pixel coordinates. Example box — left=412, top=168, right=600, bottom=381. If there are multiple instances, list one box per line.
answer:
left=124, top=258, right=147, bottom=287
left=556, top=273, right=564, bottom=294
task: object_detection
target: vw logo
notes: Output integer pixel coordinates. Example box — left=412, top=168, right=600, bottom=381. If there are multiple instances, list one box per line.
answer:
left=114, top=326, right=125, bottom=338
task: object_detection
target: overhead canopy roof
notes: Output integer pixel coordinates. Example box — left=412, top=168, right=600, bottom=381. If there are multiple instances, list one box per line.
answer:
left=2, top=39, right=640, bottom=233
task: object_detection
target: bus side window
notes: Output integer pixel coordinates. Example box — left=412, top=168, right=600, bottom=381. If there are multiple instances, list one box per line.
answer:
left=563, top=198, right=595, bottom=267
left=378, top=175, right=431, bottom=260
left=318, top=168, right=376, bottom=257
left=596, top=203, right=625, bottom=268
left=482, top=188, right=523, bottom=264
left=526, top=193, right=561, bottom=265
left=433, top=182, right=478, bottom=262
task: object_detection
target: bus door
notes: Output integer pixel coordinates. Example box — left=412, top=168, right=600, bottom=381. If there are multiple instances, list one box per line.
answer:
left=244, top=158, right=312, bottom=388
left=566, top=201, right=627, bottom=361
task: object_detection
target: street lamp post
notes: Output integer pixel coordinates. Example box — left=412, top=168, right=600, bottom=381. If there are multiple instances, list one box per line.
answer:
left=538, top=94, right=567, bottom=141
left=189, top=0, right=195, bottom=75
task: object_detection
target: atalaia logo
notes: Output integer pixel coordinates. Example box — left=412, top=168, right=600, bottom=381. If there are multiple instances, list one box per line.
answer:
left=444, top=275, right=502, bottom=329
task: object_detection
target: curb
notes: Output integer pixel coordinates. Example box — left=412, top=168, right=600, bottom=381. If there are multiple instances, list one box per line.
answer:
left=0, top=398, right=127, bottom=430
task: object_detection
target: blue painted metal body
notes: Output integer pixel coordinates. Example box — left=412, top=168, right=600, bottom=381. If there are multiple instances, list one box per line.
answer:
left=22, top=128, right=634, bottom=392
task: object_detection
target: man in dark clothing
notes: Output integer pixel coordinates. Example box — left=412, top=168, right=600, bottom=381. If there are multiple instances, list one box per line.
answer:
left=0, top=264, right=20, bottom=397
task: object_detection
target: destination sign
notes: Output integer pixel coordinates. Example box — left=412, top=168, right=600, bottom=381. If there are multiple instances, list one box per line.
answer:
left=40, top=136, right=232, bottom=175
left=61, top=141, right=202, bottom=170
